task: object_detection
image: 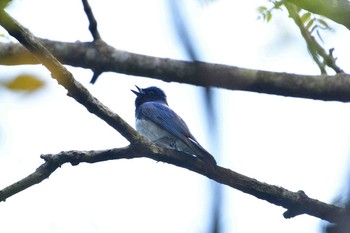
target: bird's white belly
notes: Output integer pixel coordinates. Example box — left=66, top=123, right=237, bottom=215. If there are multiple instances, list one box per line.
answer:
left=136, top=119, right=172, bottom=141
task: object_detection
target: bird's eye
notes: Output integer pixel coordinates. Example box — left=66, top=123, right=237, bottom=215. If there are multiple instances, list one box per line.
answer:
left=148, top=91, right=154, bottom=95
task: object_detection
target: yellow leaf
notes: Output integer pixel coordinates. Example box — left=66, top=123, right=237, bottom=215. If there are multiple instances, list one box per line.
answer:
left=4, top=74, right=44, bottom=92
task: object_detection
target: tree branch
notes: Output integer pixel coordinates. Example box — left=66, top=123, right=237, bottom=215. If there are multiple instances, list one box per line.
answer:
left=0, top=8, right=139, bottom=143
left=0, top=39, right=350, bottom=102
left=285, top=0, right=350, bottom=30
left=1, top=145, right=350, bottom=226
left=82, top=0, right=101, bottom=41
left=81, top=0, right=104, bottom=83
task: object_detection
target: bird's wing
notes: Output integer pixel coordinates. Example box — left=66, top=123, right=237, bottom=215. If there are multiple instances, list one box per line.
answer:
left=138, top=102, right=194, bottom=144
left=139, top=102, right=217, bottom=166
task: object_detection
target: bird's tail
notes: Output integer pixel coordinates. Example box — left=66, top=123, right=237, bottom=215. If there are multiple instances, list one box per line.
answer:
left=188, top=138, right=217, bottom=167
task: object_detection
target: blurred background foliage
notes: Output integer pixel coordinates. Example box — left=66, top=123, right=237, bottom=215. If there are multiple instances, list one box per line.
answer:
left=258, top=0, right=341, bottom=74
left=1, top=74, right=44, bottom=93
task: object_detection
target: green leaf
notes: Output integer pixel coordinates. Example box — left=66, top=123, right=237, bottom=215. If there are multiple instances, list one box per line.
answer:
left=266, top=11, right=272, bottom=22
left=317, top=18, right=331, bottom=30
left=257, top=6, right=273, bottom=22
left=301, top=12, right=311, bottom=25
left=257, top=6, right=267, bottom=13
left=3, top=74, right=44, bottom=92
left=305, top=18, right=315, bottom=31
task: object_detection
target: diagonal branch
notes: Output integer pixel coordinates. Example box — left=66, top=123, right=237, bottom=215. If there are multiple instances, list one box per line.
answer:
left=0, top=39, right=350, bottom=102
left=0, top=8, right=139, bottom=143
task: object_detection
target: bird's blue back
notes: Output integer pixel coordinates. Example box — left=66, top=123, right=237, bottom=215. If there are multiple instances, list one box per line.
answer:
left=136, top=101, right=195, bottom=146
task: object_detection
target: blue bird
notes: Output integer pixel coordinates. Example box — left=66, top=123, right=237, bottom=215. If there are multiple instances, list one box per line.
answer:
left=132, top=86, right=217, bottom=166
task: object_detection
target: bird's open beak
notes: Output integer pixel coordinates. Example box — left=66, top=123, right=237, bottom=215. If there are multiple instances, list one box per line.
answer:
left=131, top=85, right=142, bottom=96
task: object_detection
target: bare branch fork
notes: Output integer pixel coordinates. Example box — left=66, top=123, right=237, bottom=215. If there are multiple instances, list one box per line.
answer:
left=1, top=1, right=350, bottom=228
left=81, top=0, right=103, bottom=83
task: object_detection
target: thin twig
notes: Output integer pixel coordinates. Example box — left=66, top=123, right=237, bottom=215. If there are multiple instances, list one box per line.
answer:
left=81, top=0, right=103, bottom=83
left=90, top=69, right=102, bottom=84
left=82, top=0, right=101, bottom=41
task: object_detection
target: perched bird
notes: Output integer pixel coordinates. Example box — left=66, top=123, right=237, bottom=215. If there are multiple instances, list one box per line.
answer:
left=132, top=86, right=217, bottom=166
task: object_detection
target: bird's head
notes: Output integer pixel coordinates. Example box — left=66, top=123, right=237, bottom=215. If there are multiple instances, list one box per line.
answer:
left=132, top=86, right=168, bottom=107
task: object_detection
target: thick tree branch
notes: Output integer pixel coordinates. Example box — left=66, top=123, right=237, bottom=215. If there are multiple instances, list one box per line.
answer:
left=1, top=145, right=350, bottom=227
left=0, top=39, right=350, bottom=102
left=285, top=0, right=350, bottom=30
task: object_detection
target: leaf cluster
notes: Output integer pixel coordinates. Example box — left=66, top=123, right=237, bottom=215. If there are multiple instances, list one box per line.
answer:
left=257, top=1, right=283, bottom=22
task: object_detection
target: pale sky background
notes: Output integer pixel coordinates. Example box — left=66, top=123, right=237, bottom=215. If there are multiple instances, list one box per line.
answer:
left=1, top=0, right=350, bottom=233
